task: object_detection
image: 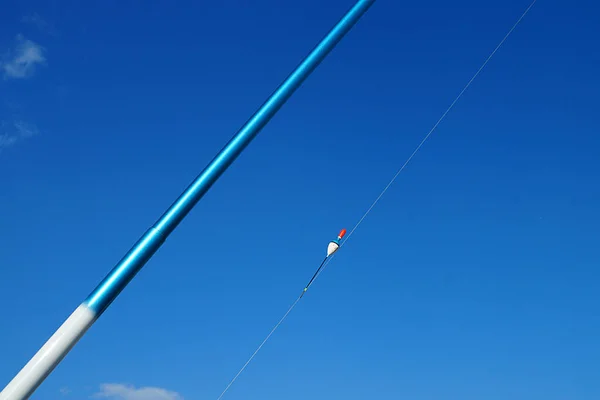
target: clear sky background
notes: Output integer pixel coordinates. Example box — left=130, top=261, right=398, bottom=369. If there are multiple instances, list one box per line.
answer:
left=1, top=0, right=599, bottom=399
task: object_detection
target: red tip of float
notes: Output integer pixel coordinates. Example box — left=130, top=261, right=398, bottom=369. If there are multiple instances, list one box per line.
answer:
left=338, top=228, right=347, bottom=239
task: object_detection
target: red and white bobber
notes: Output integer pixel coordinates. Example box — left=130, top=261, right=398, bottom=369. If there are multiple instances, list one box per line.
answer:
left=326, top=228, right=347, bottom=257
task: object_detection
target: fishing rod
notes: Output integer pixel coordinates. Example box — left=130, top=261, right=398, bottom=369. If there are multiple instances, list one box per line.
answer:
left=0, top=1, right=376, bottom=399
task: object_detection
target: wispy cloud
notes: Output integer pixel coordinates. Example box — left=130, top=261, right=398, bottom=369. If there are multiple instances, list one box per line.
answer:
left=1, top=34, right=46, bottom=79
left=60, top=386, right=72, bottom=395
left=93, top=384, right=183, bottom=400
left=21, top=13, right=58, bottom=36
left=0, top=119, right=39, bottom=151
left=14, top=120, right=38, bottom=138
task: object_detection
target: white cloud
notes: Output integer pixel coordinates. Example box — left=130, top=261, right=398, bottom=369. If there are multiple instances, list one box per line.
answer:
left=0, top=119, right=39, bottom=151
left=2, top=34, right=46, bottom=79
left=13, top=120, right=38, bottom=138
left=0, top=133, right=18, bottom=148
left=60, top=386, right=72, bottom=395
left=21, top=13, right=57, bottom=35
left=93, top=384, right=183, bottom=400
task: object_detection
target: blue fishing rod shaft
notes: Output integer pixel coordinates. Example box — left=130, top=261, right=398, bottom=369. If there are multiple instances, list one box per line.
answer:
left=0, top=1, right=376, bottom=399
left=85, top=0, right=375, bottom=316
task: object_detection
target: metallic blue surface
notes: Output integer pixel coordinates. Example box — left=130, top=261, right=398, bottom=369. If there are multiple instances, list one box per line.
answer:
left=84, top=0, right=376, bottom=315
left=85, top=228, right=165, bottom=311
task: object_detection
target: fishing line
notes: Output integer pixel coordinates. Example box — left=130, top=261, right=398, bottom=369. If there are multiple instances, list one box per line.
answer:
left=215, top=295, right=302, bottom=400
left=338, top=0, right=538, bottom=251
left=216, top=255, right=327, bottom=400
left=301, top=256, right=329, bottom=297
left=215, top=1, right=537, bottom=398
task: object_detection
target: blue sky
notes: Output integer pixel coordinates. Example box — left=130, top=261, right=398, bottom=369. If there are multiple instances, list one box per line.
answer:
left=1, top=0, right=599, bottom=399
